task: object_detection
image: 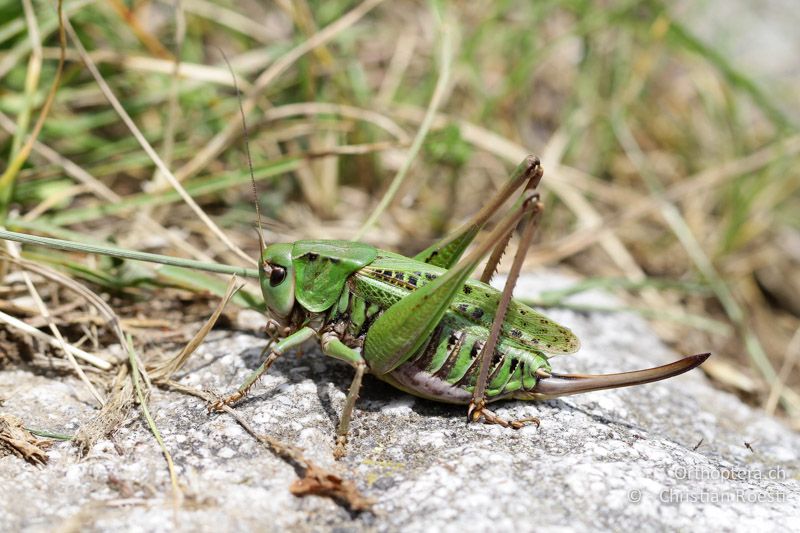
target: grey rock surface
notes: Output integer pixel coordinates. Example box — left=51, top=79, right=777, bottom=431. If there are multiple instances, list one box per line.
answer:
left=1, top=273, right=798, bottom=532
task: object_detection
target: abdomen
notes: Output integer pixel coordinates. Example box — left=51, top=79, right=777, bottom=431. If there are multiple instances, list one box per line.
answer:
left=375, top=314, right=552, bottom=405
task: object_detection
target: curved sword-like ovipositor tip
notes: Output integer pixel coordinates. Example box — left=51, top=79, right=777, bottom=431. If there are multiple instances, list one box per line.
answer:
left=527, top=352, right=711, bottom=400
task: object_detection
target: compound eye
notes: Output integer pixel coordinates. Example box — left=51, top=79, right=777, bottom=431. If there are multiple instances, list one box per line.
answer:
left=269, top=265, right=287, bottom=287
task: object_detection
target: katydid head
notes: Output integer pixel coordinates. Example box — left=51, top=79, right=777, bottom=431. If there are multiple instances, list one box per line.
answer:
left=259, top=243, right=296, bottom=319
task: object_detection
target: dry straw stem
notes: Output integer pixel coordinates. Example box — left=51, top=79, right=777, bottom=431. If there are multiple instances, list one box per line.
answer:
left=73, top=365, right=132, bottom=456
left=2, top=252, right=132, bottom=370
left=389, top=107, right=800, bottom=266
left=0, top=0, right=219, bottom=264
left=541, top=124, right=653, bottom=286
left=0, top=307, right=109, bottom=369
left=533, top=134, right=800, bottom=265
left=61, top=15, right=254, bottom=266
left=605, top=20, right=798, bottom=414
left=127, top=334, right=183, bottom=511
left=260, top=102, right=410, bottom=143
left=146, top=0, right=185, bottom=196
left=106, top=0, right=173, bottom=60
left=377, top=29, right=418, bottom=106
left=37, top=48, right=253, bottom=90
left=182, top=0, right=274, bottom=42
left=392, top=105, right=655, bottom=292
left=150, top=276, right=242, bottom=382
left=6, top=251, right=183, bottom=503
left=1, top=248, right=117, bottom=374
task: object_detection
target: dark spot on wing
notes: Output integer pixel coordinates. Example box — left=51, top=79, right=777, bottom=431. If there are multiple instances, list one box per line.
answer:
left=394, top=272, right=405, bottom=281
left=307, top=253, right=319, bottom=261
left=471, top=308, right=484, bottom=319
left=425, top=273, right=436, bottom=281
left=463, top=285, right=472, bottom=295
left=457, top=303, right=469, bottom=313
left=448, top=332, right=459, bottom=347
left=470, top=340, right=484, bottom=357
left=510, top=329, right=523, bottom=338
left=408, top=275, right=418, bottom=286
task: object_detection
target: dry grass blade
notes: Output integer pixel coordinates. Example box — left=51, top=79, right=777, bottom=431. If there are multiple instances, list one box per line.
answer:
left=37, top=48, right=255, bottom=89
left=73, top=366, right=132, bottom=455
left=0, top=254, right=147, bottom=453
left=182, top=0, right=275, bottom=43
left=377, top=29, right=417, bottom=106
left=9, top=0, right=42, bottom=159
left=3, top=260, right=162, bottom=487
left=3, top=241, right=105, bottom=406
left=62, top=16, right=254, bottom=266
left=127, top=335, right=183, bottom=509
left=298, top=140, right=403, bottom=158
left=0, top=307, right=110, bottom=370
left=540, top=127, right=651, bottom=284
left=147, top=0, right=185, bottom=192
left=393, top=106, right=656, bottom=294
left=150, top=276, right=242, bottom=382
left=4, top=253, right=127, bottom=356
left=261, top=102, right=409, bottom=142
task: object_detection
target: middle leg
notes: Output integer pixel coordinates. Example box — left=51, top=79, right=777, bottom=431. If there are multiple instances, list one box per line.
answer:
left=320, top=331, right=367, bottom=459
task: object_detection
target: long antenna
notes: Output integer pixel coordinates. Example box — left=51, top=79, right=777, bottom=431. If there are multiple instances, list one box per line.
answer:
left=219, top=48, right=266, bottom=254
left=0, top=230, right=259, bottom=278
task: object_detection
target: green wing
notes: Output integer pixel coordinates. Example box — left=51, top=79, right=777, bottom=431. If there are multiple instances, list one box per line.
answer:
left=459, top=281, right=580, bottom=355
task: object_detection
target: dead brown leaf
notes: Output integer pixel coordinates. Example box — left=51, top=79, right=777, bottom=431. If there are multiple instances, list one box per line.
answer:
left=0, top=414, right=50, bottom=465
left=290, top=463, right=373, bottom=512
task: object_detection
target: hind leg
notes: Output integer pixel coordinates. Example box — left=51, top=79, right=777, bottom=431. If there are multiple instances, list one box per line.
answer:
left=468, top=176, right=545, bottom=428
